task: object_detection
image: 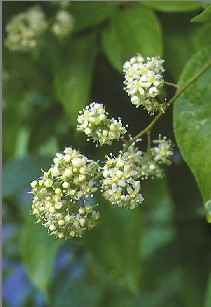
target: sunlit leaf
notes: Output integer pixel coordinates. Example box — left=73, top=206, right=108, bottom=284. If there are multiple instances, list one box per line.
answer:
left=173, top=45, right=211, bottom=220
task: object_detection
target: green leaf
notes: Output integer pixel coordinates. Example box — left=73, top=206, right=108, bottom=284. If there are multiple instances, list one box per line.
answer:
left=2, top=155, right=52, bottom=198
left=71, top=2, right=120, bottom=31
left=20, top=215, right=62, bottom=294
left=85, top=199, right=142, bottom=294
left=142, top=1, right=202, bottom=12
left=164, top=21, right=198, bottom=81
left=102, top=3, right=162, bottom=72
left=54, top=33, right=97, bottom=125
left=50, top=267, right=103, bottom=307
left=191, top=4, right=211, bottom=23
left=173, top=46, right=211, bottom=221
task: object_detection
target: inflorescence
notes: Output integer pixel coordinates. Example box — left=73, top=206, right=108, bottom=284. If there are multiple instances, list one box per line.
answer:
left=5, top=6, right=48, bottom=52
left=31, top=147, right=100, bottom=239
left=30, top=54, right=173, bottom=239
left=5, top=5, right=74, bottom=53
left=123, top=54, right=165, bottom=114
left=52, top=10, right=74, bottom=38
left=77, top=102, right=127, bottom=146
left=101, top=142, right=143, bottom=209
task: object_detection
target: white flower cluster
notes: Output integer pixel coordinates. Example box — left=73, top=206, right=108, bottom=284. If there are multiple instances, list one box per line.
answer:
left=28, top=51, right=174, bottom=239
left=5, top=6, right=48, bottom=52
left=52, top=10, right=74, bottom=38
left=140, top=136, right=173, bottom=179
left=123, top=54, right=165, bottom=114
left=30, top=147, right=100, bottom=239
left=101, top=143, right=144, bottom=209
left=77, top=102, right=127, bottom=146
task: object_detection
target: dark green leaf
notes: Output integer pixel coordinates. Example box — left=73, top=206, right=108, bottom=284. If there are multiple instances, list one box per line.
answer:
left=102, top=3, right=162, bottom=72
left=173, top=46, right=211, bottom=220
left=3, top=49, right=50, bottom=96
left=85, top=199, right=142, bottom=293
left=54, top=33, right=97, bottom=125
left=191, top=4, right=211, bottom=23
left=142, top=1, right=202, bottom=12
left=20, top=215, right=62, bottom=294
left=28, top=106, right=60, bottom=153
left=164, top=22, right=198, bottom=81
left=2, top=155, right=52, bottom=198
left=71, top=2, right=120, bottom=31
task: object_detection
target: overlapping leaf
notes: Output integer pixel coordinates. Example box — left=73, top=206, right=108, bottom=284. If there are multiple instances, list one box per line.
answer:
left=102, top=3, right=162, bottom=72
left=191, top=4, right=211, bottom=23
left=54, top=32, right=97, bottom=125
left=20, top=215, right=62, bottom=295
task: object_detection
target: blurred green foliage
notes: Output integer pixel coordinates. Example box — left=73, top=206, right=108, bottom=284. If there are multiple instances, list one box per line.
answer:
left=2, top=1, right=211, bottom=307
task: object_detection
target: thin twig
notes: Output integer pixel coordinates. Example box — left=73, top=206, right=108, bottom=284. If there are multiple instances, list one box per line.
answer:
left=147, top=131, right=151, bottom=150
left=164, top=81, right=178, bottom=88
left=123, top=61, right=211, bottom=153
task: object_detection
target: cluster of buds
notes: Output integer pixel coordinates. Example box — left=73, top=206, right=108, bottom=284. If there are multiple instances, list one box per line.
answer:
left=77, top=102, right=127, bottom=146
left=52, top=10, right=74, bottom=38
left=30, top=147, right=100, bottom=239
left=30, top=53, right=174, bottom=239
left=101, top=142, right=144, bottom=209
left=123, top=54, right=165, bottom=114
left=5, top=6, right=48, bottom=52
left=140, top=136, right=173, bottom=179
left=5, top=5, right=74, bottom=53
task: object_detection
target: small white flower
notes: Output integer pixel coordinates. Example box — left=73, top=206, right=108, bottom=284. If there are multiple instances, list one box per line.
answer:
left=62, top=181, right=69, bottom=189
left=151, top=135, right=173, bottom=164
left=31, top=180, right=37, bottom=188
left=44, top=179, right=53, bottom=188
left=50, top=166, right=60, bottom=177
left=149, top=87, right=159, bottom=98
